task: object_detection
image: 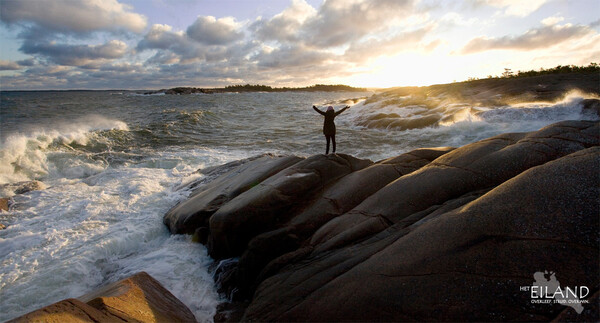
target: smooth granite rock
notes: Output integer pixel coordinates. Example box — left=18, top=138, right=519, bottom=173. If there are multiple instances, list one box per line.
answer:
left=243, top=146, right=599, bottom=322
left=10, top=272, right=197, bottom=323
left=227, top=147, right=455, bottom=298
left=164, top=154, right=303, bottom=234
left=310, top=121, right=598, bottom=253
left=208, top=153, right=373, bottom=259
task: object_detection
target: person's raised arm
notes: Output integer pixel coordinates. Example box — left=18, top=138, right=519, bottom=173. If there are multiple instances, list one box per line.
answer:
left=313, top=105, right=325, bottom=115
left=335, top=105, right=350, bottom=116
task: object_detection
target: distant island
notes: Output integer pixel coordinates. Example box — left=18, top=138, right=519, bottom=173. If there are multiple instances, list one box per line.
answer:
left=144, top=84, right=368, bottom=95
left=144, top=64, right=598, bottom=95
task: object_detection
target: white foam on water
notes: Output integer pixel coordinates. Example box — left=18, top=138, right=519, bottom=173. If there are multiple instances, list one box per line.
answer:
left=0, top=146, right=257, bottom=322
left=338, top=91, right=599, bottom=161
left=0, top=115, right=129, bottom=186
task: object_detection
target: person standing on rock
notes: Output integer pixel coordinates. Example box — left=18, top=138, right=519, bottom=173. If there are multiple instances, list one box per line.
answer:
left=313, top=105, right=350, bottom=154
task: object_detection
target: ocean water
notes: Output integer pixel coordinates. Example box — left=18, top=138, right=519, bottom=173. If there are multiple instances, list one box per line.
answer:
left=0, top=89, right=598, bottom=321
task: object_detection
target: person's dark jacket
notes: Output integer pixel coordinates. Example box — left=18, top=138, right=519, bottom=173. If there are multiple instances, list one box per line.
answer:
left=313, top=106, right=349, bottom=136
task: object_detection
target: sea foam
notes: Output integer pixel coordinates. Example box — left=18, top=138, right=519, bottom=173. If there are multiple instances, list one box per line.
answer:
left=0, top=148, right=235, bottom=322
left=0, top=115, right=128, bottom=186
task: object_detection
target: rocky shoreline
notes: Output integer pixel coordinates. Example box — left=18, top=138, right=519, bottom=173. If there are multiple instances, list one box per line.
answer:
left=11, top=120, right=599, bottom=322
left=167, top=120, right=598, bottom=322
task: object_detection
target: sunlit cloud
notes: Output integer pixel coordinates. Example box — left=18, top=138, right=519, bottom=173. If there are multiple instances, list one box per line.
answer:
left=251, top=0, right=317, bottom=43
left=343, top=24, right=435, bottom=63
left=541, top=15, right=564, bottom=26
left=461, top=22, right=594, bottom=53
left=301, top=0, right=414, bottom=47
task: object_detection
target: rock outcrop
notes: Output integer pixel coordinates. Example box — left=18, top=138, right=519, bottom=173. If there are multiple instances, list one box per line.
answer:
left=0, top=180, right=45, bottom=197
left=9, top=272, right=197, bottom=323
left=164, top=120, right=598, bottom=322
left=0, top=180, right=45, bottom=214
left=0, top=197, right=10, bottom=212
left=207, top=153, right=373, bottom=259
left=223, top=147, right=454, bottom=298
left=164, top=154, right=304, bottom=236
left=244, top=145, right=599, bottom=322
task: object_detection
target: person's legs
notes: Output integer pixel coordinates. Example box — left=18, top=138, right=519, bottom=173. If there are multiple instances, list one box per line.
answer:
left=331, top=134, right=336, bottom=153
left=325, top=135, right=331, bottom=154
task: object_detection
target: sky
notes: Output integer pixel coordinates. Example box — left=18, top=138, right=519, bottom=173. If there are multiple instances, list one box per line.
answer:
left=0, top=0, right=598, bottom=90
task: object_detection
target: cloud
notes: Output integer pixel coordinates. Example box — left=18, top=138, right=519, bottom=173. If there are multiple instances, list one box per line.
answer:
left=186, top=16, right=244, bottom=45
left=137, top=24, right=202, bottom=63
left=344, top=24, right=435, bottom=62
left=474, top=0, right=548, bottom=17
left=302, top=0, right=415, bottom=47
left=0, top=0, right=147, bottom=35
left=440, top=12, right=479, bottom=27
left=254, top=44, right=330, bottom=68
left=541, top=15, right=564, bottom=26
left=0, top=60, right=22, bottom=70
left=20, top=39, right=128, bottom=66
left=137, top=24, right=188, bottom=51
left=17, top=58, right=36, bottom=66
left=461, top=23, right=594, bottom=53
left=98, top=62, right=144, bottom=73
left=251, top=0, right=317, bottom=43
left=250, top=0, right=416, bottom=48
left=137, top=23, right=241, bottom=64
left=0, top=0, right=144, bottom=70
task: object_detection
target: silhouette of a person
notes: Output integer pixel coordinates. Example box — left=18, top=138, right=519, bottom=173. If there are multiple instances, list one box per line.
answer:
left=313, top=105, right=350, bottom=154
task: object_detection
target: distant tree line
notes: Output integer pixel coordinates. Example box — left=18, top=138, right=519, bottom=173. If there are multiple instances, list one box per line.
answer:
left=154, top=83, right=368, bottom=95
left=465, top=63, right=599, bottom=82
left=224, top=84, right=367, bottom=92
left=225, top=84, right=274, bottom=92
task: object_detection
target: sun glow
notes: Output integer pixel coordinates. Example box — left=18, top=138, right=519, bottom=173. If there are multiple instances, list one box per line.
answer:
left=344, top=53, right=459, bottom=88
